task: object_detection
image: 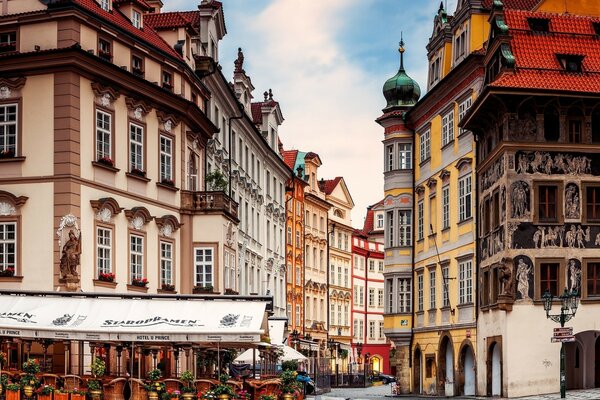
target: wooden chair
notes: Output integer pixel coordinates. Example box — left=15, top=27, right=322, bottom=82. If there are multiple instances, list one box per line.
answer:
left=128, top=378, right=147, bottom=400
left=62, top=375, right=86, bottom=391
left=163, top=378, right=183, bottom=392
left=194, top=378, right=218, bottom=394
left=253, top=380, right=281, bottom=399
left=226, top=380, right=243, bottom=391
left=103, top=377, right=127, bottom=400
left=40, top=374, right=60, bottom=387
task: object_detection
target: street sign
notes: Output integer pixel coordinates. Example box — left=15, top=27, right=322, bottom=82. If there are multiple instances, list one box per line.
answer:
left=554, top=327, right=573, bottom=335
left=551, top=336, right=576, bottom=343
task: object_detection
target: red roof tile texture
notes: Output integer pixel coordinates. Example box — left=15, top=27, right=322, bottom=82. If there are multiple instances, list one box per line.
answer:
left=491, top=10, right=600, bottom=93
left=113, top=0, right=151, bottom=10
left=481, top=0, right=540, bottom=10
left=281, top=150, right=298, bottom=170
left=144, top=12, right=197, bottom=31
left=318, top=177, right=341, bottom=195
left=251, top=103, right=263, bottom=125
left=74, top=0, right=181, bottom=59
left=362, top=200, right=384, bottom=234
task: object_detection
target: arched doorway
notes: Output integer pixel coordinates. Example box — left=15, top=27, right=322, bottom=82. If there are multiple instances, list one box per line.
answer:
left=413, top=347, right=422, bottom=394
left=459, top=344, right=475, bottom=396
left=490, top=342, right=501, bottom=397
left=370, top=355, right=382, bottom=374
left=438, top=336, right=454, bottom=396
left=595, top=337, right=600, bottom=387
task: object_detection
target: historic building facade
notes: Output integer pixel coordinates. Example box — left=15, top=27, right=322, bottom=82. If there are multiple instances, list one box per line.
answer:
left=462, top=1, right=600, bottom=397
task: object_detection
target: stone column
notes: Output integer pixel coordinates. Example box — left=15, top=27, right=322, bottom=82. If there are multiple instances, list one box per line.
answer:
left=397, top=344, right=411, bottom=394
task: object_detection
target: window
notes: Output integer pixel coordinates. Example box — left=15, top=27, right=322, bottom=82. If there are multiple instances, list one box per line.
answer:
left=296, top=266, right=301, bottom=285
left=398, top=143, right=412, bottom=169
left=398, top=210, right=412, bottom=246
left=586, top=186, right=600, bottom=222
left=0, top=32, right=16, bottom=53
left=586, top=262, right=600, bottom=297
left=379, top=321, right=384, bottom=339
left=442, top=110, right=455, bottom=147
left=98, top=38, right=112, bottom=61
left=458, top=175, right=472, bottom=222
left=287, top=227, right=292, bottom=245
left=375, top=214, right=383, bottom=229
left=528, top=17, right=550, bottom=32
left=96, top=110, right=112, bottom=161
left=0, top=222, right=16, bottom=273
left=295, top=305, right=301, bottom=327
left=188, top=151, right=198, bottom=191
left=160, top=241, right=173, bottom=285
left=557, top=54, right=583, bottom=73
left=194, top=247, right=213, bottom=287
left=419, top=130, right=430, bottom=162
left=295, top=230, right=300, bottom=247
left=386, top=210, right=394, bottom=247
left=0, top=103, right=17, bottom=156
left=442, top=185, right=450, bottom=229
left=96, top=227, right=112, bottom=276
left=160, top=135, right=173, bottom=183
left=99, top=0, right=110, bottom=11
left=458, top=97, right=472, bottom=135
left=537, top=184, right=559, bottom=223
left=442, top=265, right=449, bottom=307
left=162, top=71, right=173, bottom=91
left=369, top=321, right=376, bottom=339
left=417, top=273, right=424, bottom=312
left=359, top=286, right=364, bottom=307
left=129, top=123, right=144, bottom=173
left=386, top=144, right=394, bottom=171
left=378, top=288, right=384, bottom=307
left=132, top=10, right=142, bottom=29
left=369, top=260, right=375, bottom=272
left=539, top=262, right=560, bottom=297
left=429, top=269, right=436, bottom=309
left=129, top=235, right=143, bottom=281
left=417, top=201, right=424, bottom=240
left=131, top=55, right=144, bottom=77
left=353, top=319, right=359, bottom=338
left=369, top=288, right=375, bottom=307
left=459, top=259, right=473, bottom=304
left=378, top=260, right=384, bottom=272
left=398, top=278, right=411, bottom=313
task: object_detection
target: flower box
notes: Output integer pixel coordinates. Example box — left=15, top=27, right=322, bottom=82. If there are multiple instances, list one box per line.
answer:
left=6, top=390, right=20, bottom=400
left=193, top=285, right=214, bottom=294
left=0, top=149, right=15, bottom=159
left=161, top=283, right=175, bottom=292
left=97, top=156, right=114, bottom=167
left=98, top=272, right=115, bottom=282
left=161, top=178, right=175, bottom=187
left=132, top=278, right=149, bottom=287
left=0, top=267, right=15, bottom=277
left=54, top=392, right=68, bottom=400
left=130, top=168, right=146, bottom=178
left=71, top=393, right=85, bottom=400
left=38, top=394, right=53, bottom=400
left=224, top=288, right=239, bottom=295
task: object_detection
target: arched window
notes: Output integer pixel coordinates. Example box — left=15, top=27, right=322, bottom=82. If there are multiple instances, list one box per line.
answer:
left=544, top=105, right=560, bottom=142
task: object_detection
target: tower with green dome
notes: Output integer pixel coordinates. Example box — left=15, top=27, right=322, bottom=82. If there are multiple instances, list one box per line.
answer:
left=375, top=37, right=419, bottom=395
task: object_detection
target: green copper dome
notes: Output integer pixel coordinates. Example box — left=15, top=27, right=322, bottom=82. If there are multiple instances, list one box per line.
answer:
left=383, top=40, right=421, bottom=111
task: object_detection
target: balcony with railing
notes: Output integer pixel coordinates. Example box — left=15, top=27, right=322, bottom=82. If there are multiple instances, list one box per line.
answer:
left=180, top=190, right=238, bottom=221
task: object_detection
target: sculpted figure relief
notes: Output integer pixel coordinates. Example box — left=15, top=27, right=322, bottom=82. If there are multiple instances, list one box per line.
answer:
left=516, top=258, right=532, bottom=300
left=569, top=259, right=581, bottom=294
left=511, top=181, right=529, bottom=218
left=498, top=258, right=514, bottom=296
left=565, top=184, right=580, bottom=219
left=59, top=230, right=81, bottom=279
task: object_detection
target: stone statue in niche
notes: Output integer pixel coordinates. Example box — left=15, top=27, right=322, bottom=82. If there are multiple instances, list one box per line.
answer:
left=59, top=229, right=81, bottom=279
left=515, top=257, right=533, bottom=300
left=511, top=181, right=529, bottom=219
left=568, top=259, right=581, bottom=294
left=517, top=112, right=537, bottom=138
left=500, top=186, right=506, bottom=222
left=498, top=257, right=514, bottom=296
left=516, top=153, right=529, bottom=174
left=565, top=183, right=580, bottom=219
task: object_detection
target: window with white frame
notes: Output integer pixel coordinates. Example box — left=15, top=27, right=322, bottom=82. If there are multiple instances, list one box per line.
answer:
left=386, top=144, right=394, bottom=171
left=376, top=213, right=384, bottom=229
left=296, top=305, right=301, bottom=326
left=442, top=265, right=450, bottom=307
left=459, top=259, right=473, bottom=304
left=194, top=247, right=213, bottom=287
left=359, top=286, right=364, bottom=307
left=129, top=235, right=143, bottom=281
left=398, top=143, right=412, bottom=169
left=129, top=123, right=144, bottom=173
left=96, top=110, right=112, bottom=161
left=417, top=201, right=424, bottom=240
left=344, top=266, right=349, bottom=286
left=417, top=272, right=424, bottom=312
left=353, top=285, right=359, bottom=305
left=442, top=110, right=455, bottom=147
left=224, top=249, right=234, bottom=289
left=296, top=266, right=301, bottom=285
left=398, top=210, right=412, bottom=246
left=160, top=241, right=173, bottom=285
left=0, top=104, right=17, bottom=156
left=96, top=227, right=112, bottom=275
left=100, top=0, right=110, bottom=11
left=330, top=304, right=335, bottom=325
left=386, top=210, right=394, bottom=247
left=353, top=319, right=359, bottom=338
left=0, top=222, right=16, bottom=273
left=398, top=278, right=412, bottom=313
left=419, top=130, right=430, bottom=162
left=132, top=10, right=141, bottom=28
left=160, top=135, right=173, bottom=183
left=429, top=269, right=436, bottom=309
left=369, top=288, right=375, bottom=307
left=344, top=304, right=349, bottom=326
left=369, top=260, right=375, bottom=272
left=442, top=185, right=450, bottom=229
left=378, top=288, right=384, bottom=307
left=459, top=175, right=472, bottom=221
left=379, top=321, right=384, bottom=338
left=458, top=97, right=472, bottom=135
left=378, top=260, right=384, bottom=272
left=369, top=321, right=376, bottom=339
left=386, top=279, right=393, bottom=312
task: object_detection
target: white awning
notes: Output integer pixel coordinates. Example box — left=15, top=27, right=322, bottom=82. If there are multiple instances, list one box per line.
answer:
left=234, top=345, right=307, bottom=363
left=0, top=294, right=267, bottom=343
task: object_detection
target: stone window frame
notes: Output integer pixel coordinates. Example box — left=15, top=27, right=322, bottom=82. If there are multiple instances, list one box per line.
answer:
left=534, top=257, right=566, bottom=301
left=581, top=182, right=600, bottom=224
left=582, top=258, right=600, bottom=300
left=533, top=181, right=564, bottom=225
left=0, top=191, right=27, bottom=279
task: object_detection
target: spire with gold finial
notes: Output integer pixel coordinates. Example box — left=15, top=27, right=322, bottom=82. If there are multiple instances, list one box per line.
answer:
left=382, top=33, right=421, bottom=111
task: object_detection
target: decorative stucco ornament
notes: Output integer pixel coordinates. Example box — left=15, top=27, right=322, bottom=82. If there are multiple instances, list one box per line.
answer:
left=96, top=207, right=112, bottom=222
left=131, top=216, right=144, bottom=230
left=100, top=93, right=111, bottom=107
left=164, top=120, right=172, bottom=132
left=134, top=107, right=143, bottom=120
left=160, top=223, right=173, bottom=238
left=0, top=86, right=11, bottom=99
left=0, top=202, right=16, bottom=216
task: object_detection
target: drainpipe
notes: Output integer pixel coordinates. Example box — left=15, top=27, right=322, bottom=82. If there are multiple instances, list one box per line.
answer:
left=228, top=104, right=244, bottom=198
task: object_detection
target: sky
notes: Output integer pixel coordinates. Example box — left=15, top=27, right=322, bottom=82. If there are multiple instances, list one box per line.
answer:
left=166, top=0, right=459, bottom=228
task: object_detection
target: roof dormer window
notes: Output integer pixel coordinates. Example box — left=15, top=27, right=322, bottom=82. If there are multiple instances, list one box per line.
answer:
left=527, top=17, right=550, bottom=33
left=557, top=54, right=584, bottom=73
left=132, top=10, right=142, bottom=29
left=100, top=0, right=110, bottom=12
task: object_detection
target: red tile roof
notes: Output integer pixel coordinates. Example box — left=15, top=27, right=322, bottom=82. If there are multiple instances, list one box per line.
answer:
left=73, top=0, right=181, bottom=59
left=144, top=12, right=198, bottom=33
left=113, top=0, right=152, bottom=10
left=251, top=102, right=263, bottom=125
left=490, top=10, right=600, bottom=93
left=281, top=150, right=298, bottom=170
left=362, top=200, right=384, bottom=234
left=318, top=177, right=341, bottom=195
left=481, top=0, right=540, bottom=10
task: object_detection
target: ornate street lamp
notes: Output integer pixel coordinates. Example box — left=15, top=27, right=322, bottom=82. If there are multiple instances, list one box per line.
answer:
left=542, top=288, right=579, bottom=399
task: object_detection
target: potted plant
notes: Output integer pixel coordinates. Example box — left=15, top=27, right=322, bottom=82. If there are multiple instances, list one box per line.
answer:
left=160, top=178, right=175, bottom=187
left=279, top=370, right=300, bottom=400
left=205, top=170, right=228, bottom=192
left=0, top=373, right=7, bottom=397
left=212, top=375, right=234, bottom=400
left=180, top=370, right=195, bottom=400
left=161, top=283, right=175, bottom=292
left=131, top=277, right=149, bottom=287
left=193, top=284, right=214, bottom=294
left=54, top=389, right=68, bottom=400
left=6, top=383, right=21, bottom=400
left=199, top=390, right=215, bottom=400
left=130, top=168, right=146, bottom=178
left=98, top=272, right=115, bottom=282
left=88, top=358, right=106, bottom=400
left=37, top=384, right=54, bottom=400
left=258, top=395, right=276, bottom=400
left=70, top=388, right=86, bottom=400
left=0, top=267, right=14, bottom=277
left=97, top=156, right=114, bottom=167
left=0, top=148, right=15, bottom=159
left=234, top=390, right=251, bottom=400
left=21, top=359, right=40, bottom=398
left=160, top=389, right=180, bottom=400
left=145, top=369, right=164, bottom=400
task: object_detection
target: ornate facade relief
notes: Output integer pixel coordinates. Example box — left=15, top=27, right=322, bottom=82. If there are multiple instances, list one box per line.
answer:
left=516, top=151, right=592, bottom=175
left=565, top=183, right=580, bottom=219
left=514, top=255, right=533, bottom=300
left=90, top=198, right=123, bottom=223
left=568, top=258, right=581, bottom=293
left=125, top=207, right=153, bottom=230
left=56, top=214, right=81, bottom=281
left=510, top=181, right=529, bottom=219
left=514, top=223, right=595, bottom=249
left=0, top=77, right=26, bottom=99
left=498, top=257, right=514, bottom=296
left=480, top=155, right=504, bottom=192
